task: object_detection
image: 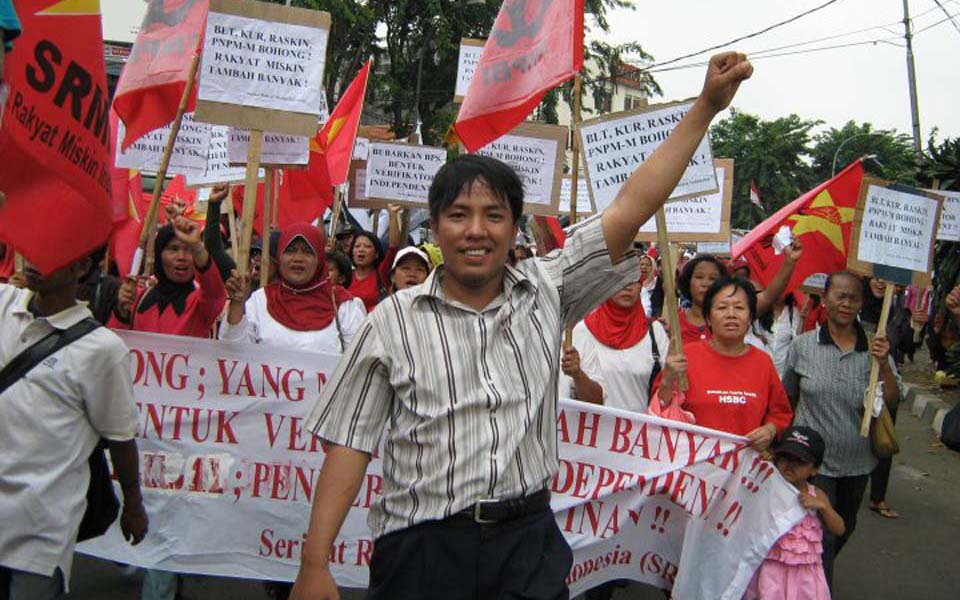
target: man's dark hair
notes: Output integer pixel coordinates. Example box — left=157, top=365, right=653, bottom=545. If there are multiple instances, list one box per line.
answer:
left=703, top=277, right=758, bottom=326
left=824, top=270, right=865, bottom=297
left=678, top=255, right=729, bottom=300
left=428, top=154, right=524, bottom=224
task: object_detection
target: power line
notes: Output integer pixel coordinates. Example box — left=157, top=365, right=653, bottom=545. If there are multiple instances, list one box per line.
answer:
left=916, top=7, right=960, bottom=34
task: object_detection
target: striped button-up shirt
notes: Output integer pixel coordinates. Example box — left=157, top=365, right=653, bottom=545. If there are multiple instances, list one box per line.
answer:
left=306, top=215, right=638, bottom=537
left=782, top=324, right=902, bottom=477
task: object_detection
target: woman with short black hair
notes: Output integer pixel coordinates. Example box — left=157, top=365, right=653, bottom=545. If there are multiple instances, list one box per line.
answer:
left=348, top=204, right=402, bottom=312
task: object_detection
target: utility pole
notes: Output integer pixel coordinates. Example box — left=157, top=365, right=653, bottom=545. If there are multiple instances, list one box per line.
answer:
left=902, top=0, right=923, bottom=155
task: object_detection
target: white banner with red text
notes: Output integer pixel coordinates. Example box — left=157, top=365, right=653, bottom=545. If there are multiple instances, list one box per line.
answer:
left=78, top=332, right=805, bottom=599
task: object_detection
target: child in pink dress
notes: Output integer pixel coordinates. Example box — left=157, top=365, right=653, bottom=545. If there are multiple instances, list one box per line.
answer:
left=745, top=426, right=845, bottom=600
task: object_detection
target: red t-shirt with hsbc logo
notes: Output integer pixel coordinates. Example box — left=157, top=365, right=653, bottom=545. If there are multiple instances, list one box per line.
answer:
left=655, top=340, right=793, bottom=436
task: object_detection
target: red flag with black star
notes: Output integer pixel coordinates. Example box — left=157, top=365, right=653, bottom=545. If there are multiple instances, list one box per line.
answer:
left=453, top=0, right=584, bottom=152
left=0, top=0, right=116, bottom=274
left=113, top=0, right=208, bottom=150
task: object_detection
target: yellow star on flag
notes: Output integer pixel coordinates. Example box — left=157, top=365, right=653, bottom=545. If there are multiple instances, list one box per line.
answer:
left=39, top=0, right=100, bottom=15
left=787, top=190, right=856, bottom=253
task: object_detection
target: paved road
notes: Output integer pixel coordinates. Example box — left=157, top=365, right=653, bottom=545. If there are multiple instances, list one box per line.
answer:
left=69, top=363, right=960, bottom=600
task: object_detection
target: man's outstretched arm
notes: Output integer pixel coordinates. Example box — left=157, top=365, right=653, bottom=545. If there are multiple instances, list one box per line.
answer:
left=602, top=52, right=753, bottom=262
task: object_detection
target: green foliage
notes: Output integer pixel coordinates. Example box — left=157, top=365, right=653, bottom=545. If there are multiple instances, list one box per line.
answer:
left=810, top=121, right=919, bottom=185
left=920, top=131, right=960, bottom=191
left=710, top=110, right=820, bottom=229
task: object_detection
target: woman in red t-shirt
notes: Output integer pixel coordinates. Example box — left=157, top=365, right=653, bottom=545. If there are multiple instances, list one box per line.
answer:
left=652, top=277, right=793, bottom=450
left=348, top=204, right=402, bottom=312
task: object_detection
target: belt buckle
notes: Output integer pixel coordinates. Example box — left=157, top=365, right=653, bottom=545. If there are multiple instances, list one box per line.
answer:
left=473, top=498, right=499, bottom=524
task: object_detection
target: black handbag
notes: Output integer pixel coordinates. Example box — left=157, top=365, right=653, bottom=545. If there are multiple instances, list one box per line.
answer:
left=0, top=316, right=119, bottom=541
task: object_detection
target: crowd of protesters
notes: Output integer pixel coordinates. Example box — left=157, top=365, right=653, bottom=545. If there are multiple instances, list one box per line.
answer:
left=0, top=33, right=949, bottom=600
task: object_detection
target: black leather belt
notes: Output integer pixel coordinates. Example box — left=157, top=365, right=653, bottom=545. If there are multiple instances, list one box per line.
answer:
left=455, top=489, right=551, bottom=525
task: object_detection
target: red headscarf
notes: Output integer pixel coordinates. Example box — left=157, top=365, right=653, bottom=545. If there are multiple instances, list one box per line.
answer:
left=265, top=223, right=352, bottom=332
left=584, top=297, right=650, bottom=350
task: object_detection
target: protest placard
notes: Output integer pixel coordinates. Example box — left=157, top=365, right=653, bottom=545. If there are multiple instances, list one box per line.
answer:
left=454, top=38, right=485, bottom=103
left=116, top=113, right=212, bottom=176
left=848, top=179, right=942, bottom=286
left=931, top=189, right=960, bottom=242
left=185, top=126, right=250, bottom=187
left=475, top=122, right=566, bottom=215
left=359, top=142, right=447, bottom=209
left=348, top=160, right=367, bottom=206
left=634, top=159, right=733, bottom=242
left=579, top=100, right=717, bottom=212
left=353, top=137, right=371, bottom=161
left=195, top=0, right=330, bottom=136
left=79, top=333, right=802, bottom=599
left=560, top=176, right=593, bottom=217
left=696, top=240, right=732, bottom=256
left=228, top=129, right=310, bottom=166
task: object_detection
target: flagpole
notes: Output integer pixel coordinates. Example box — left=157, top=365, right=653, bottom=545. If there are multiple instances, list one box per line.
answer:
left=861, top=281, right=894, bottom=436
left=237, top=131, right=264, bottom=279
left=131, top=51, right=202, bottom=277
left=260, top=168, right=274, bottom=289
left=226, top=189, right=240, bottom=258
left=656, top=209, right=688, bottom=391
left=327, top=186, right=345, bottom=252
left=564, top=72, right=584, bottom=349
left=14, top=252, right=24, bottom=278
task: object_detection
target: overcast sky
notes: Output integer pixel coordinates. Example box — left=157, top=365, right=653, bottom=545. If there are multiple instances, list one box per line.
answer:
left=598, top=0, right=960, bottom=144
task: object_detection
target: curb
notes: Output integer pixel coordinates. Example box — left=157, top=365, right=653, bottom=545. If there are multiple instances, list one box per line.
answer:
left=903, top=382, right=952, bottom=437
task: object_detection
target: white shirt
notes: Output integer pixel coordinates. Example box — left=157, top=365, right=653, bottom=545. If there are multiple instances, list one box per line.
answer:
left=557, top=325, right=609, bottom=402
left=570, top=319, right=669, bottom=413
left=0, top=285, right=137, bottom=583
left=218, top=287, right=366, bottom=353
left=769, top=306, right=800, bottom=376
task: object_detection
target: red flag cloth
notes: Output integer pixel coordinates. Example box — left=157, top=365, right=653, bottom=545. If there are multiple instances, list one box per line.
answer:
left=0, top=1, right=115, bottom=274
left=731, top=160, right=865, bottom=295
left=317, top=60, right=371, bottom=186
left=453, top=0, right=584, bottom=152
left=750, top=179, right=763, bottom=209
left=232, top=160, right=334, bottom=238
left=533, top=215, right=566, bottom=254
left=113, top=0, right=208, bottom=150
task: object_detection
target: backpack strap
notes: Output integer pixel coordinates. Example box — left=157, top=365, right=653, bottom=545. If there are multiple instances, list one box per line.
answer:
left=0, top=317, right=101, bottom=396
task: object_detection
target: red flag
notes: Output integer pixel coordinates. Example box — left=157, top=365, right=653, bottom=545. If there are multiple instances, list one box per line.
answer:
left=453, top=0, right=584, bottom=152
left=110, top=172, right=145, bottom=277
left=0, top=0, right=115, bottom=274
left=749, top=179, right=763, bottom=209
left=731, top=160, right=865, bottom=294
left=113, top=0, right=208, bottom=150
left=533, top=215, right=566, bottom=254
left=317, top=60, right=371, bottom=186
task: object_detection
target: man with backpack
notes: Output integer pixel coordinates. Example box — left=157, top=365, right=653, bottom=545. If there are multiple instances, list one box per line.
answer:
left=0, top=255, right=148, bottom=600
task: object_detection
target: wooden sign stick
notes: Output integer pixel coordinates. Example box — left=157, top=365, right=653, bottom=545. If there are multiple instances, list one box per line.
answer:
left=131, top=51, right=202, bottom=277
left=14, top=252, right=24, bottom=277
left=656, top=209, right=688, bottom=391
left=225, top=190, right=240, bottom=258
left=327, top=187, right=345, bottom=252
left=259, top=169, right=275, bottom=289
left=564, top=72, right=584, bottom=348
left=861, top=281, right=894, bottom=436
left=237, top=131, right=264, bottom=279
left=371, top=209, right=382, bottom=237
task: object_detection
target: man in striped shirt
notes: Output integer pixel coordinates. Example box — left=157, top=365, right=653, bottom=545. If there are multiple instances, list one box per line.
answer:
left=293, top=52, right=754, bottom=600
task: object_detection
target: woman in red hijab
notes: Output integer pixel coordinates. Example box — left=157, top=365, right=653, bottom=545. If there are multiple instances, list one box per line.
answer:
left=561, top=277, right=670, bottom=412
left=220, top=223, right=366, bottom=353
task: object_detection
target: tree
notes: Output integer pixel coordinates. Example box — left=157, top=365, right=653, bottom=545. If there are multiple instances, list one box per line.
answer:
left=810, top=121, right=918, bottom=185
left=920, top=131, right=960, bottom=191
left=710, top=110, right=820, bottom=229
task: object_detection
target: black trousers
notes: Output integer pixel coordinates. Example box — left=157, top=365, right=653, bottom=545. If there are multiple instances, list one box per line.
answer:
left=870, top=403, right=899, bottom=503
left=367, top=508, right=573, bottom=600
left=812, top=474, right=869, bottom=589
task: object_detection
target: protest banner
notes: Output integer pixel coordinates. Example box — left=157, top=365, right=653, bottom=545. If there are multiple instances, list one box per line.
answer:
left=185, top=126, right=254, bottom=187
left=79, top=333, right=802, bottom=599
left=635, top=159, right=733, bottom=242
left=454, top=38, right=485, bottom=103
left=228, top=129, right=311, bottom=166
left=848, top=178, right=943, bottom=433
left=560, top=176, right=593, bottom=217
left=116, top=113, right=212, bottom=177
left=475, top=122, right=566, bottom=215
left=931, top=189, right=960, bottom=242
left=359, top=142, right=447, bottom=209
left=579, top=100, right=717, bottom=212
left=195, top=0, right=330, bottom=136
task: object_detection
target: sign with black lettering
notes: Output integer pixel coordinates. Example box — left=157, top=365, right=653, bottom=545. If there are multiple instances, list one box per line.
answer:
left=634, top=159, right=733, bottom=243
left=186, top=126, right=261, bottom=187
left=360, top=143, right=446, bottom=209
left=474, top=122, right=566, bottom=216
left=195, top=0, right=330, bottom=136
left=559, top=176, right=592, bottom=217
left=578, top=100, right=717, bottom=212
left=931, top=189, right=960, bottom=242
left=848, top=178, right=943, bottom=285
left=227, top=128, right=310, bottom=166
left=116, top=113, right=212, bottom=176
left=454, top=38, right=485, bottom=103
